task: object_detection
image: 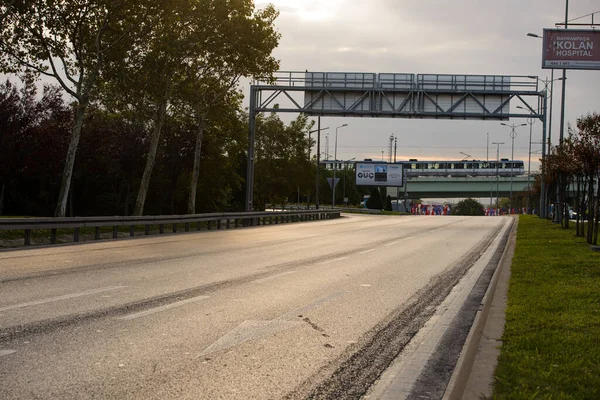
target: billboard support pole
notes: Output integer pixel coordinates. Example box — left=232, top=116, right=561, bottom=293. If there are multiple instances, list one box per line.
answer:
left=557, top=0, right=569, bottom=225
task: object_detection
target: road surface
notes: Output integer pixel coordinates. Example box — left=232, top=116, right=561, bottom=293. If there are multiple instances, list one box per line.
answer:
left=0, top=214, right=511, bottom=399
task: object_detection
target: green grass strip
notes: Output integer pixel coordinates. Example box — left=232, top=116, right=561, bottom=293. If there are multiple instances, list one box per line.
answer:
left=494, top=215, right=600, bottom=399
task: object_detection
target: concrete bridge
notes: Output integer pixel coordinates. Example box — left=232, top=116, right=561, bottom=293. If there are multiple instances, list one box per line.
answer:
left=388, top=176, right=533, bottom=198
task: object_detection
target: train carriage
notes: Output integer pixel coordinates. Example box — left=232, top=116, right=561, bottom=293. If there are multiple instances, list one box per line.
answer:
left=404, top=159, right=524, bottom=177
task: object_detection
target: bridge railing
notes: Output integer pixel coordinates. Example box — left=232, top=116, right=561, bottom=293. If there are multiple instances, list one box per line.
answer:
left=0, top=210, right=342, bottom=247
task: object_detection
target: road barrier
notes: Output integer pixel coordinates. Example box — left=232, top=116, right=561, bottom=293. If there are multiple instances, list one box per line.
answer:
left=0, top=210, right=342, bottom=247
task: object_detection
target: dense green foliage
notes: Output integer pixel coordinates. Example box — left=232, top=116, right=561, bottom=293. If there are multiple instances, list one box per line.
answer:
left=494, top=215, right=600, bottom=398
left=366, top=187, right=383, bottom=210
left=0, top=0, right=280, bottom=216
left=452, top=198, right=484, bottom=216
left=0, top=80, right=324, bottom=216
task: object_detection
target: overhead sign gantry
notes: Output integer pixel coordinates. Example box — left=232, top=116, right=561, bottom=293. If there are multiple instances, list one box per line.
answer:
left=246, top=71, right=548, bottom=211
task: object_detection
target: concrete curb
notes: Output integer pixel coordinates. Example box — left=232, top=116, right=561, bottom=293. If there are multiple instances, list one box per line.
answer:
left=442, top=216, right=518, bottom=400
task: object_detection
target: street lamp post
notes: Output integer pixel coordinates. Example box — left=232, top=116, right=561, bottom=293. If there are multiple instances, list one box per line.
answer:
left=342, top=158, right=355, bottom=206
left=517, top=106, right=536, bottom=213
left=501, top=123, right=527, bottom=210
left=312, top=119, right=329, bottom=210
left=332, top=124, right=348, bottom=208
left=492, top=142, right=505, bottom=209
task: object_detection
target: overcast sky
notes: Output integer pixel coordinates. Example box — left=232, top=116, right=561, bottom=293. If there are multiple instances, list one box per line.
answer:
left=253, top=0, right=600, bottom=171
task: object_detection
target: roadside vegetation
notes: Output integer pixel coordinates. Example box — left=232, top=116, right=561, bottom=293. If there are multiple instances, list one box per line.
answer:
left=452, top=198, right=484, bottom=216
left=494, top=215, right=600, bottom=398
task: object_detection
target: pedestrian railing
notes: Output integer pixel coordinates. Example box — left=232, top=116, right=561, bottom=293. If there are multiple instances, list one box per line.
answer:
left=0, top=210, right=342, bottom=247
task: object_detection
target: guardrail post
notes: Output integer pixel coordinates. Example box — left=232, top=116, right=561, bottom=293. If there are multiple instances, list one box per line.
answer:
left=74, top=227, right=80, bottom=242
left=51, top=228, right=57, bottom=244
left=217, top=220, right=221, bottom=229
left=172, top=224, right=177, bottom=233
left=24, top=229, right=31, bottom=246
left=159, top=224, right=164, bottom=234
left=113, top=226, right=118, bottom=239
left=145, top=225, right=150, bottom=235
left=226, top=219, right=230, bottom=229
left=207, top=221, right=212, bottom=230
left=196, top=222, right=201, bottom=231
left=95, top=227, right=101, bottom=240
left=185, top=222, right=190, bottom=232
left=129, top=225, right=135, bottom=237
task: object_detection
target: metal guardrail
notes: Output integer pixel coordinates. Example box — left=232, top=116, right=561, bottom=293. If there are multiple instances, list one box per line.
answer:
left=0, top=210, right=342, bottom=247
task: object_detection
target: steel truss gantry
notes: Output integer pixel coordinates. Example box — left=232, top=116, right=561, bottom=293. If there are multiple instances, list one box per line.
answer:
left=246, top=71, right=548, bottom=212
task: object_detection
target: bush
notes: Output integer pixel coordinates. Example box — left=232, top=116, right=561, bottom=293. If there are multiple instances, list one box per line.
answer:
left=366, top=187, right=382, bottom=210
left=453, top=198, right=485, bottom=216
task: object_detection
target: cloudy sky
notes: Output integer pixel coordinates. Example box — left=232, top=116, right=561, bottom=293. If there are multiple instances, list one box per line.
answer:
left=253, top=0, right=600, bottom=171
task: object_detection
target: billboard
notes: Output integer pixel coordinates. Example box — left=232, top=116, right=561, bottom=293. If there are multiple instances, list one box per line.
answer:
left=542, top=29, right=600, bottom=70
left=355, top=163, right=403, bottom=187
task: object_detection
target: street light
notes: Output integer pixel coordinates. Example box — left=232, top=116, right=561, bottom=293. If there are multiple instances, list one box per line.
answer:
left=501, top=122, right=527, bottom=210
left=332, top=124, right=348, bottom=208
left=311, top=122, right=329, bottom=209
left=516, top=105, right=536, bottom=212
left=342, top=158, right=356, bottom=205
left=492, top=142, right=505, bottom=209
left=500, top=123, right=527, bottom=210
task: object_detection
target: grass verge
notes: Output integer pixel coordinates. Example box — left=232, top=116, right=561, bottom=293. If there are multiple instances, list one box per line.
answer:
left=494, top=215, right=600, bottom=398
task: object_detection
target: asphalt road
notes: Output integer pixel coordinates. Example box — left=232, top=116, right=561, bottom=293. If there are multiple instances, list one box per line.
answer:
left=0, top=214, right=510, bottom=399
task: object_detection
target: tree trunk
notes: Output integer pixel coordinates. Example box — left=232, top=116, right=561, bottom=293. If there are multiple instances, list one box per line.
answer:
left=187, top=113, right=206, bottom=215
left=54, top=103, right=87, bottom=217
left=133, top=94, right=169, bottom=216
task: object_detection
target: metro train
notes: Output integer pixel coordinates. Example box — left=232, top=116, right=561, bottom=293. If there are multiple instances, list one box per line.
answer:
left=404, top=159, right=525, bottom=177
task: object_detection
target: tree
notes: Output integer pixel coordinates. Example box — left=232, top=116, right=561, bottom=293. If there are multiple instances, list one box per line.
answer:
left=177, top=0, right=280, bottom=214
left=453, top=198, right=484, bottom=216
left=366, top=188, right=383, bottom=210
left=385, top=195, right=393, bottom=212
left=253, top=112, right=313, bottom=210
left=0, top=0, right=153, bottom=216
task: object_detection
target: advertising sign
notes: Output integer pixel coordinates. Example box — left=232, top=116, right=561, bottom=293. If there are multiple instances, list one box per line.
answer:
left=355, top=163, right=403, bottom=187
left=542, top=29, right=600, bottom=70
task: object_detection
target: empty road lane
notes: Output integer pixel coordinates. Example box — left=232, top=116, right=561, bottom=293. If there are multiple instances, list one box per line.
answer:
left=0, top=214, right=511, bottom=399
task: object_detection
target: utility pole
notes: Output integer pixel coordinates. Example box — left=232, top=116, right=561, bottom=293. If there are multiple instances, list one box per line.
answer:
left=388, top=135, right=394, bottom=163
left=394, top=137, right=398, bottom=163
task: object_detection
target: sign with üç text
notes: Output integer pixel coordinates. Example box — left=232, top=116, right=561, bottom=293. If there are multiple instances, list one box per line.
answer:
left=542, top=29, right=600, bottom=70
left=355, top=162, right=403, bottom=187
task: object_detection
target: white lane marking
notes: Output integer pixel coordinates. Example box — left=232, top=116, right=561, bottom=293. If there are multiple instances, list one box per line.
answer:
left=358, top=249, right=375, bottom=255
left=360, top=284, right=372, bottom=287
left=118, top=295, right=210, bottom=321
left=0, top=350, right=16, bottom=357
left=200, top=292, right=345, bottom=356
left=198, top=320, right=302, bottom=357
left=318, top=256, right=349, bottom=266
left=276, top=291, right=345, bottom=321
left=253, top=271, right=297, bottom=284
left=384, top=241, right=399, bottom=247
left=0, top=286, right=126, bottom=313
left=404, top=236, right=415, bottom=240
